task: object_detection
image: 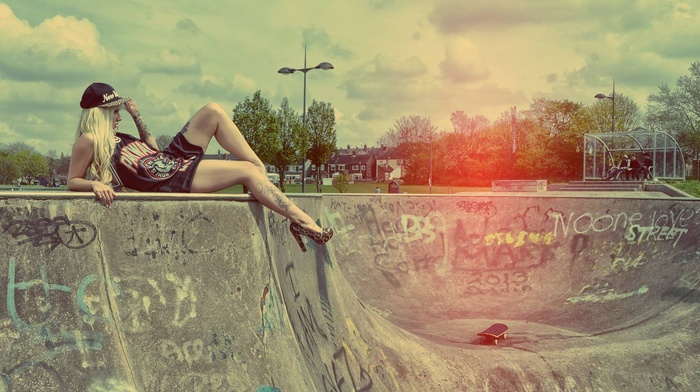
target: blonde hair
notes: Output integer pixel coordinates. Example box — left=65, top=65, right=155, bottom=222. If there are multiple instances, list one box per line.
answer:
left=75, top=107, right=118, bottom=184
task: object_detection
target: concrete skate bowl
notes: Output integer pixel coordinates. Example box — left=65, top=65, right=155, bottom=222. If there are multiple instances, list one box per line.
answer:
left=1, top=191, right=699, bottom=391
left=317, top=193, right=700, bottom=390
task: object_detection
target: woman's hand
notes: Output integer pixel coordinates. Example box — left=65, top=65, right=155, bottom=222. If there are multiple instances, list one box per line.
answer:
left=124, top=98, right=159, bottom=150
left=92, top=182, right=116, bottom=208
left=124, top=99, right=140, bottom=117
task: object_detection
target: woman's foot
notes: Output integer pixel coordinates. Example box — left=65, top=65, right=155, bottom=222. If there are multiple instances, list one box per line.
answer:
left=290, top=222, right=334, bottom=252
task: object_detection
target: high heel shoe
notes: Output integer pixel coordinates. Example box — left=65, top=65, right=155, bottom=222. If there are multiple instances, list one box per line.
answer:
left=289, top=222, right=334, bottom=252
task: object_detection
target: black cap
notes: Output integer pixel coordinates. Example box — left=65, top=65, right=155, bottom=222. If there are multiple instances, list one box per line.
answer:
left=80, top=82, right=128, bottom=109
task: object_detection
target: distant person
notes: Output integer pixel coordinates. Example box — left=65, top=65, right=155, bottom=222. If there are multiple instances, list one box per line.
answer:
left=375, top=186, right=381, bottom=193
left=603, top=155, right=629, bottom=181
left=629, top=155, right=642, bottom=180
left=68, top=82, right=332, bottom=251
left=619, top=155, right=631, bottom=180
left=642, top=152, right=654, bottom=180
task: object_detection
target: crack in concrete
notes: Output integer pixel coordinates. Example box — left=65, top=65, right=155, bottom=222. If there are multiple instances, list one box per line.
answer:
left=97, top=231, right=138, bottom=390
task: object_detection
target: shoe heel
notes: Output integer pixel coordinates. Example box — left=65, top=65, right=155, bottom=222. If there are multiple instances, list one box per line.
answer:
left=290, top=228, right=307, bottom=252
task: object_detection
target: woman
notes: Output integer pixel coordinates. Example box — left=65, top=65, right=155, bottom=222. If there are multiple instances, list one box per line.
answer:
left=68, top=82, right=332, bottom=252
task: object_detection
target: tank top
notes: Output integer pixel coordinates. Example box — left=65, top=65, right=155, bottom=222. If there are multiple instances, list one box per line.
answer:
left=110, top=132, right=199, bottom=192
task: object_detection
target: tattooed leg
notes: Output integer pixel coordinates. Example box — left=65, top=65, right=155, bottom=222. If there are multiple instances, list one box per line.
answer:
left=190, top=160, right=322, bottom=232
left=179, top=121, right=190, bottom=136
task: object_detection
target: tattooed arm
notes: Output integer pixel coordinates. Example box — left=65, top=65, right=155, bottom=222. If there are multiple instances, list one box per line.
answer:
left=124, top=99, right=159, bottom=151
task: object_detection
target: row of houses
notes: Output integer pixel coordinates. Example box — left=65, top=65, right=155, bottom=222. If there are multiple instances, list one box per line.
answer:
left=212, top=144, right=407, bottom=184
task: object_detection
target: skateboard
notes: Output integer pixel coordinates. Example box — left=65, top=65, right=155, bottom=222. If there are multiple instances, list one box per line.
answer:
left=477, top=323, right=508, bottom=345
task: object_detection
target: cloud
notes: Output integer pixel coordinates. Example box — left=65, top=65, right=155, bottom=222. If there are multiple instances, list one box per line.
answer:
left=0, top=121, right=21, bottom=141
left=357, top=105, right=389, bottom=122
left=0, top=1, right=696, bottom=156
left=429, top=0, right=568, bottom=33
left=640, top=3, right=699, bottom=59
left=176, top=18, right=201, bottom=35
left=139, top=49, right=201, bottom=74
left=551, top=1, right=698, bottom=94
left=301, top=26, right=355, bottom=60
left=367, top=0, right=396, bottom=9
left=176, top=74, right=256, bottom=102
left=428, top=0, right=669, bottom=35
left=0, top=113, right=61, bottom=153
left=0, top=3, right=117, bottom=82
left=341, top=54, right=429, bottom=113
left=439, top=38, right=489, bottom=84
left=341, top=51, right=524, bottom=128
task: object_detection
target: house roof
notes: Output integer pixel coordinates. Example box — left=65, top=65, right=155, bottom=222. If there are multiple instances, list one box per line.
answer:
left=337, top=145, right=408, bottom=160
left=377, top=164, right=394, bottom=174
left=375, top=146, right=408, bottom=160
left=327, top=153, right=375, bottom=165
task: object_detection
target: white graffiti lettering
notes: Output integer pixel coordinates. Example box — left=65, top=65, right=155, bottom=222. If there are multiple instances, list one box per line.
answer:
left=625, top=225, right=688, bottom=247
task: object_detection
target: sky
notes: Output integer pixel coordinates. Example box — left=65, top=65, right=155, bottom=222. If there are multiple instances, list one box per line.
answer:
left=0, top=0, right=697, bottom=156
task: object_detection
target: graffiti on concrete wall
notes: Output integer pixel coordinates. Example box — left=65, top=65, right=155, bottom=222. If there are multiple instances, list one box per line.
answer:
left=2, top=215, right=97, bottom=250
left=280, top=254, right=380, bottom=392
left=2, top=252, right=209, bottom=390
left=324, top=198, right=700, bottom=306
left=0, top=207, right=243, bottom=391
left=2, top=257, right=108, bottom=390
left=547, top=208, right=693, bottom=248
left=123, top=212, right=217, bottom=260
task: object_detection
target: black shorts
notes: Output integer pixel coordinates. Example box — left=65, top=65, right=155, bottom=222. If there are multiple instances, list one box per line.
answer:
left=157, top=133, right=204, bottom=192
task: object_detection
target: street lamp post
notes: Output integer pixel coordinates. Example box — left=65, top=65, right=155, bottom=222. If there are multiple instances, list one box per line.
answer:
left=595, top=79, right=616, bottom=132
left=278, top=47, right=334, bottom=193
left=429, top=132, right=433, bottom=194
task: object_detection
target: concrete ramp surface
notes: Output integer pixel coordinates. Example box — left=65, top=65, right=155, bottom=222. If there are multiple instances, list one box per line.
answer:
left=1, top=192, right=698, bottom=391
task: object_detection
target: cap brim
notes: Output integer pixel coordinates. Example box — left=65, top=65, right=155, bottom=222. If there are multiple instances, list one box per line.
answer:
left=98, top=97, right=129, bottom=108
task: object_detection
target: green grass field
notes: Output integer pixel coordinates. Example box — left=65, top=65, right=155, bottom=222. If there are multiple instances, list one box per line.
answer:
left=667, top=181, right=700, bottom=197
left=217, top=180, right=700, bottom=196
left=0, top=183, right=486, bottom=194
left=215, top=182, right=489, bottom=195
left=6, top=180, right=700, bottom=197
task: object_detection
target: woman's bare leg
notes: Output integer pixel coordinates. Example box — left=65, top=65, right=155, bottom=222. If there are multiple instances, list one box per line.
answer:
left=181, top=102, right=324, bottom=233
left=179, top=103, right=266, bottom=173
left=190, top=160, right=322, bottom=233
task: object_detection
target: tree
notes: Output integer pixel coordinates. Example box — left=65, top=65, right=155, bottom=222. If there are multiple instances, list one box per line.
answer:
left=525, top=98, right=583, bottom=137
left=646, top=62, right=700, bottom=174
left=13, top=150, right=49, bottom=184
left=434, top=131, right=469, bottom=185
left=270, top=98, right=306, bottom=192
left=46, top=149, right=58, bottom=186
left=232, top=90, right=278, bottom=163
left=376, top=130, right=399, bottom=147
left=438, top=111, right=490, bottom=185
left=5, top=142, right=35, bottom=154
left=0, top=151, right=21, bottom=184
left=470, top=114, right=516, bottom=183
left=451, top=111, right=489, bottom=133
left=522, top=98, right=589, bottom=180
left=589, top=93, right=642, bottom=133
left=386, top=115, right=436, bottom=184
left=305, top=100, right=337, bottom=192
left=332, top=171, right=350, bottom=193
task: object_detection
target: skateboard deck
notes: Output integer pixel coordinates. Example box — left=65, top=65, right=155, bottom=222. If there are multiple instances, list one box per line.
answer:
left=477, top=323, right=508, bottom=345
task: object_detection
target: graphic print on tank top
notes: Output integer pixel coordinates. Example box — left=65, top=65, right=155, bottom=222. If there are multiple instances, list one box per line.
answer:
left=141, top=153, right=183, bottom=179
left=118, top=136, right=193, bottom=181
